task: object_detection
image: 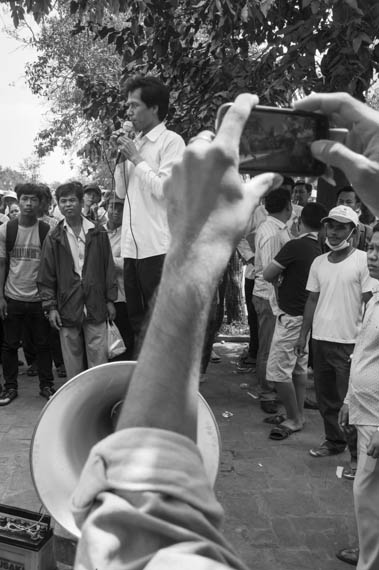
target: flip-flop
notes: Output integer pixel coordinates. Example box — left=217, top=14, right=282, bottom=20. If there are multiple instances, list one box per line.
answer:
left=263, top=414, right=286, bottom=425
left=269, top=425, right=298, bottom=440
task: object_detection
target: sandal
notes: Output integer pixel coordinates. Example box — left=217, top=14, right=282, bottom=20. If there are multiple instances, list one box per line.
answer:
left=269, top=425, right=298, bottom=441
left=263, top=414, right=286, bottom=425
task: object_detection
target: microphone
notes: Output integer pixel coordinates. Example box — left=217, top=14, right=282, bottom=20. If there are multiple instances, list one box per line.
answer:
left=116, top=121, right=135, bottom=163
left=123, top=120, right=135, bottom=139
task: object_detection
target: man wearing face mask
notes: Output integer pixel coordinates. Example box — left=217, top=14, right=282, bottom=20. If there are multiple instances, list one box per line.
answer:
left=295, top=206, right=374, bottom=460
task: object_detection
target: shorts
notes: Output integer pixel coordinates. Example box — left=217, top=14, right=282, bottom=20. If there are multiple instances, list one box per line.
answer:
left=266, top=312, right=309, bottom=383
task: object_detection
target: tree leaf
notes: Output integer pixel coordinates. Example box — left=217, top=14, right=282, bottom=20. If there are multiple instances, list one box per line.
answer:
left=342, top=0, right=363, bottom=15
left=352, top=36, right=362, bottom=53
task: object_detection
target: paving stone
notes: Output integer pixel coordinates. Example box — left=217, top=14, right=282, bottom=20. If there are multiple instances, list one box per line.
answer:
left=259, top=489, right=319, bottom=518
left=271, top=517, right=302, bottom=547
left=0, top=343, right=358, bottom=570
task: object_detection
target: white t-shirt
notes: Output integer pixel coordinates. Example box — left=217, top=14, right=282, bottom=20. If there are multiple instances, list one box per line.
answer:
left=306, top=249, right=373, bottom=343
left=0, top=222, right=41, bottom=301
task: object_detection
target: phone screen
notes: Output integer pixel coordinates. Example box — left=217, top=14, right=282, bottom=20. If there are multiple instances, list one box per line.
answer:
left=216, top=104, right=329, bottom=176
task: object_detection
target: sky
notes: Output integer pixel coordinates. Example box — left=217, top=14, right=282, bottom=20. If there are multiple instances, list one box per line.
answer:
left=0, top=9, right=80, bottom=183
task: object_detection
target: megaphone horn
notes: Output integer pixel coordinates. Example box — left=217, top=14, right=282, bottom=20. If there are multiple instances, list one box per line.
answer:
left=30, top=362, right=221, bottom=538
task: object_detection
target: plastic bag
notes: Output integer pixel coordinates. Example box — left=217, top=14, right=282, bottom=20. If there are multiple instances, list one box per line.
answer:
left=107, top=321, right=126, bottom=359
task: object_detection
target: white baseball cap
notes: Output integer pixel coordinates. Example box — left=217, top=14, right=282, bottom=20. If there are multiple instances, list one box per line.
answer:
left=321, top=205, right=359, bottom=227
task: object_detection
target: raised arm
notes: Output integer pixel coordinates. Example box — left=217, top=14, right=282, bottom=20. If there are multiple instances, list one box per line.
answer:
left=116, top=94, right=282, bottom=440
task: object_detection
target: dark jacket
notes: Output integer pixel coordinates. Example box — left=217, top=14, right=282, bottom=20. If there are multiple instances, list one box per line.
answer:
left=37, top=220, right=117, bottom=327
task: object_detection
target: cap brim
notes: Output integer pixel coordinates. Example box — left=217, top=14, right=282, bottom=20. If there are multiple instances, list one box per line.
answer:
left=321, top=215, right=358, bottom=226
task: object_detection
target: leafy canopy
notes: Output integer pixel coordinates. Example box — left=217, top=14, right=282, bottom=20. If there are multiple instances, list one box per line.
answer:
left=5, top=0, right=379, bottom=167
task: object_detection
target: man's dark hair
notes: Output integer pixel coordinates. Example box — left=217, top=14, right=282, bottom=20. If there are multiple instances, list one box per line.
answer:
left=301, top=202, right=328, bottom=231
left=56, top=182, right=84, bottom=202
left=123, top=75, right=169, bottom=121
left=83, top=183, right=102, bottom=199
left=15, top=183, right=44, bottom=202
left=264, top=188, right=291, bottom=214
left=336, top=186, right=360, bottom=202
left=294, top=180, right=312, bottom=193
left=282, top=176, right=295, bottom=189
left=372, top=222, right=379, bottom=234
left=38, top=183, right=53, bottom=206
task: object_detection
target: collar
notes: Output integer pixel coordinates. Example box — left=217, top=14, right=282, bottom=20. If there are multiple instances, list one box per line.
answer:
left=372, top=283, right=379, bottom=300
left=136, top=122, right=166, bottom=143
left=63, top=215, right=94, bottom=234
left=266, top=215, right=287, bottom=229
left=298, top=231, right=318, bottom=241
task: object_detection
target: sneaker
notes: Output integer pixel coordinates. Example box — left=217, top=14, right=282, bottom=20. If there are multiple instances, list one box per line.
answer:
left=0, top=389, right=18, bottom=406
left=210, top=350, right=221, bottom=363
left=336, top=547, right=359, bottom=565
left=309, top=441, right=345, bottom=457
left=27, top=364, right=38, bottom=377
left=342, top=467, right=357, bottom=480
left=40, top=386, right=56, bottom=400
left=304, top=397, right=318, bottom=410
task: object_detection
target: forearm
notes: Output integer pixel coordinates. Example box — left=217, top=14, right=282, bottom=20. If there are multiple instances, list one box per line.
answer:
left=299, top=297, right=318, bottom=338
left=116, top=244, right=232, bottom=441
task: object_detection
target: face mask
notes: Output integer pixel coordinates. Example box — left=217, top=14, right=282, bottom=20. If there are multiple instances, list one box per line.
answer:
left=325, top=228, right=355, bottom=251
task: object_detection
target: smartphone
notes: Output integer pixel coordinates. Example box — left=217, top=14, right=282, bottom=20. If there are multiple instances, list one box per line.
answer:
left=215, top=103, right=329, bottom=176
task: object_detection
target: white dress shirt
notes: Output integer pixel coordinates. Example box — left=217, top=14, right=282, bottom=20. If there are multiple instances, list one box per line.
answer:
left=63, top=216, right=94, bottom=278
left=345, top=286, right=379, bottom=425
left=115, top=122, right=185, bottom=259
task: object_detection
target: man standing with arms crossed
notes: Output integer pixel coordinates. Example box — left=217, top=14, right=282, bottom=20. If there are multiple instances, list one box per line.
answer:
left=115, top=75, right=185, bottom=354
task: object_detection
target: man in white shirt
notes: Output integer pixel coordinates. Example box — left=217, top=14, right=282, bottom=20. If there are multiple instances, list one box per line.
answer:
left=337, top=224, right=379, bottom=570
left=295, top=205, right=373, bottom=459
left=253, top=187, right=292, bottom=413
left=115, top=76, right=185, bottom=353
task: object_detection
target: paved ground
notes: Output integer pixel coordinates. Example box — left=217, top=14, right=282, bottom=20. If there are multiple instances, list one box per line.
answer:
left=0, top=343, right=357, bottom=569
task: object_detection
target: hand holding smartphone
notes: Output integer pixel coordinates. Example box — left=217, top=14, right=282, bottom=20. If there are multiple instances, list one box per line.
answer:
left=216, top=103, right=329, bottom=176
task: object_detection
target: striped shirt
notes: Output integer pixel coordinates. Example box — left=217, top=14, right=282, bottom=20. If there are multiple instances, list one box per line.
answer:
left=345, top=286, right=379, bottom=425
left=253, top=216, right=291, bottom=309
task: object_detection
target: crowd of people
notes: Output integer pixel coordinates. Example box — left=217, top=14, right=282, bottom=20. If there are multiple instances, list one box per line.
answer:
left=1, top=76, right=379, bottom=570
left=70, top=88, right=379, bottom=570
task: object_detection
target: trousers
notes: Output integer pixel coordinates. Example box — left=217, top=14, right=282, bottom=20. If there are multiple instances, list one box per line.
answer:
left=354, top=425, right=379, bottom=570
left=59, top=320, right=108, bottom=380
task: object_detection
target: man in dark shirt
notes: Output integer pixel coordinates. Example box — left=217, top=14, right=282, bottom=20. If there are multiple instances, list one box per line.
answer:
left=262, top=203, right=327, bottom=439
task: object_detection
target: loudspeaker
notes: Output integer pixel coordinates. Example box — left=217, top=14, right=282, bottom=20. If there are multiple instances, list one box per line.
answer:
left=30, top=362, right=220, bottom=538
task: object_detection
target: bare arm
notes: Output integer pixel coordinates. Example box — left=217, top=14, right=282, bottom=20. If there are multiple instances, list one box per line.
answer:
left=263, top=261, right=284, bottom=283
left=294, top=291, right=319, bottom=356
left=116, top=94, right=282, bottom=440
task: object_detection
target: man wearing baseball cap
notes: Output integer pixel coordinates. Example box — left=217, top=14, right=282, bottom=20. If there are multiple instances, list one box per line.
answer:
left=295, top=205, right=374, bottom=463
